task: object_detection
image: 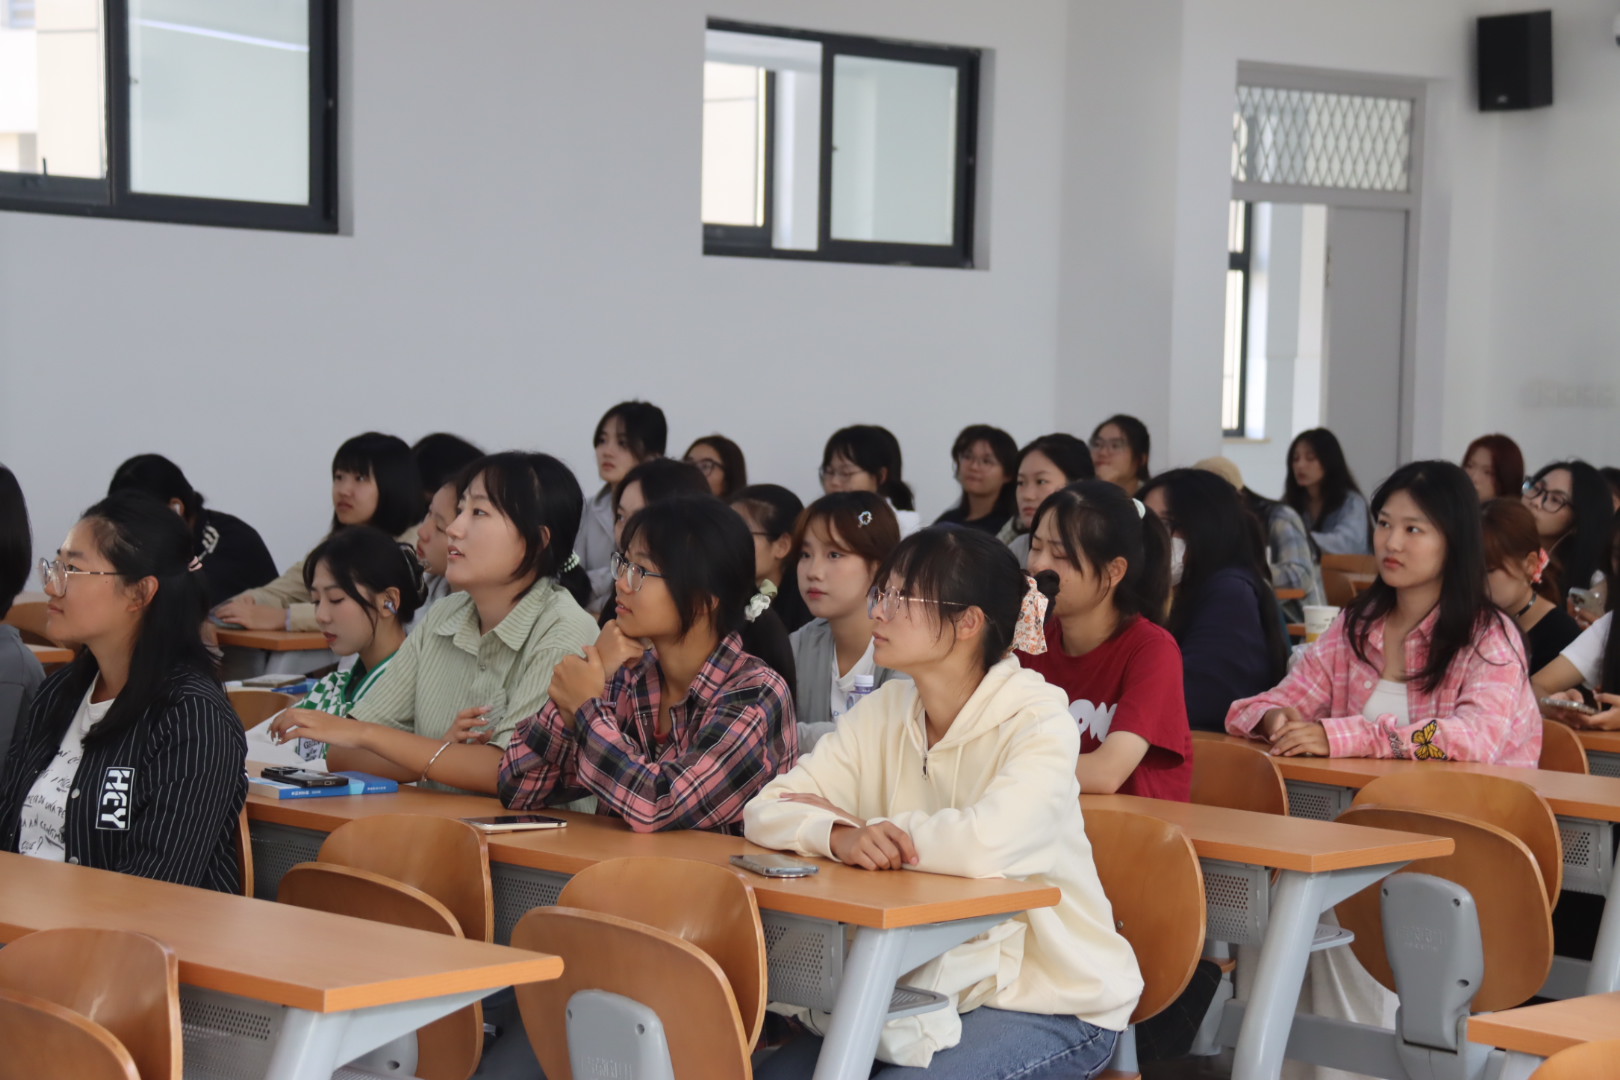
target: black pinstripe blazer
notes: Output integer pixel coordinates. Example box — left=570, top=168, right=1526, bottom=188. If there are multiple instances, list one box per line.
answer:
left=0, top=664, right=247, bottom=893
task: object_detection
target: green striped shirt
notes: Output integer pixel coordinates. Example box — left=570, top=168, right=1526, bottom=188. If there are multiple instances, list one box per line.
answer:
left=350, top=579, right=596, bottom=792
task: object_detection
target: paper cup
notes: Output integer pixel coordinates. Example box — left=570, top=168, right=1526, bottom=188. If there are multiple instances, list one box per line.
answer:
left=1302, top=605, right=1340, bottom=643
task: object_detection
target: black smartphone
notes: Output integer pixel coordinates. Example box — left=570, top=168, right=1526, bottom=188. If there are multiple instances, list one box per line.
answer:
left=260, top=766, right=349, bottom=788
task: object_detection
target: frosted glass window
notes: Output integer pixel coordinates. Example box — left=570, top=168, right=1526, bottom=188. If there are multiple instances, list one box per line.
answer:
left=830, top=55, right=957, bottom=246
left=0, top=0, right=106, bottom=178
left=1234, top=84, right=1413, bottom=193
left=128, top=0, right=310, bottom=204
left=702, top=62, right=766, bottom=228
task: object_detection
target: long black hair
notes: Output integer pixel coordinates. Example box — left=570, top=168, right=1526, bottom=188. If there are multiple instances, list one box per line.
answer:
left=684, top=435, right=749, bottom=499
left=822, top=425, right=915, bottom=512
left=594, top=401, right=668, bottom=461
left=1284, top=428, right=1362, bottom=529
left=1529, top=460, right=1615, bottom=601
left=727, top=484, right=810, bottom=632
left=1140, top=469, right=1287, bottom=683
left=302, top=526, right=426, bottom=629
left=331, top=433, right=423, bottom=537
left=1342, top=460, right=1502, bottom=693
left=618, top=496, right=795, bottom=686
left=944, top=424, right=1019, bottom=523
left=1029, top=478, right=1171, bottom=627
left=52, top=493, right=218, bottom=747
left=461, top=452, right=591, bottom=608
left=0, top=466, right=30, bottom=620
left=874, top=527, right=1060, bottom=673
left=613, top=458, right=710, bottom=518
left=1019, top=433, right=1094, bottom=483
left=108, top=454, right=205, bottom=527
left=412, top=433, right=483, bottom=499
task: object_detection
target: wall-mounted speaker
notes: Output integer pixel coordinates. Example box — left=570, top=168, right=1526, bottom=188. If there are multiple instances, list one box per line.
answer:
left=1477, top=11, right=1553, bottom=111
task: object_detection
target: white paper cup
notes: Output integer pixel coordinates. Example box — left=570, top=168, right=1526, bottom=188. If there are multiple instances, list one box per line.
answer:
left=1302, top=605, right=1340, bottom=643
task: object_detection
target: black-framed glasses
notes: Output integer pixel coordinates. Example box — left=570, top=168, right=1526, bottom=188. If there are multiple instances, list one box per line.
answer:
left=866, top=586, right=968, bottom=621
left=1089, top=437, right=1129, bottom=454
left=819, top=464, right=866, bottom=483
left=685, top=458, right=723, bottom=477
left=38, top=558, right=120, bottom=595
left=610, top=551, right=665, bottom=593
left=1522, top=480, right=1571, bottom=514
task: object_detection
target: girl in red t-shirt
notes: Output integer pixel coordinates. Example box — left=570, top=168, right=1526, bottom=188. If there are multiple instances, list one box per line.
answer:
left=1018, top=479, right=1194, bottom=801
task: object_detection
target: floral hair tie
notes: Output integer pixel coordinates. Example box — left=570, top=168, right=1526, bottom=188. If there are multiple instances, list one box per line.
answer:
left=1011, top=577, right=1049, bottom=655
left=744, top=590, right=773, bottom=623
left=1532, top=548, right=1550, bottom=585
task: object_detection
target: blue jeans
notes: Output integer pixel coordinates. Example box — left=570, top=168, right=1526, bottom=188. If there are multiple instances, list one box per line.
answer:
left=755, top=1007, right=1119, bottom=1080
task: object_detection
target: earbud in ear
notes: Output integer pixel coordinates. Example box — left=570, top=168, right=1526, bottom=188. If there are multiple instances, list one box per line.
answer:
left=384, top=601, right=398, bottom=614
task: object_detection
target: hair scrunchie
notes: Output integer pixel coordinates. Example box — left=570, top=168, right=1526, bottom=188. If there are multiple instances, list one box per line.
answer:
left=1132, top=498, right=1147, bottom=519
left=744, top=590, right=773, bottom=624
left=1011, top=576, right=1049, bottom=655
left=1532, top=547, right=1550, bottom=585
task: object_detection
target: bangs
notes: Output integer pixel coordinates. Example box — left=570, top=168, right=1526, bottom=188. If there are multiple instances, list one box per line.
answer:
left=331, top=447, right=376, bottom=479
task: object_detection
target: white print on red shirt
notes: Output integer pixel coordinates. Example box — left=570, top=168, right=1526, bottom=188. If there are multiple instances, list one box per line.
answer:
left=1070, top=699, right=1118, bottom=742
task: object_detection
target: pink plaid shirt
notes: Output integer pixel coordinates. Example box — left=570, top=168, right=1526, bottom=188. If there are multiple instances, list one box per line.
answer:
left=1225, top=607, right=1541, bottom=766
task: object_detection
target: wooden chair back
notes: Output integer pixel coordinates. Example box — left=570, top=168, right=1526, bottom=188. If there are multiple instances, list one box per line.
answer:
left=1320, top=554, right=1378, bottom=607
left=227, top=690, right=296, bottom=730
left=1353, top=771, right=1563, bottom=900
left=1335, top=806, right=1551, bottom=1011
left=0, top=989, right=140, bottom=1080
left=1083, top=806, right=1206, bottom=1023
left=1531, top=1038, right=1620, bottom=1079
left=1540, top=719, right=1590, bottom=775
left=234, top=807, right=254, bottom=899
left=279, top=864, right=482, bottom=1080
left=1189, top=738, right=1290, bottom=817
left=318, top=814, right=494, bottom=943
left=513, top=907, right=750, bottom=1080
left=0, top=927, right=179, bottom=1080
left=558, top=856, right=768, bottom=1047
left=3, top=601, right=57, bottom=647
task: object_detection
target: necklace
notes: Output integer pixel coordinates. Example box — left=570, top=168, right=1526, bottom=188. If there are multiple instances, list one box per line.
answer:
left=1515, top=596, right=1536, bottom=620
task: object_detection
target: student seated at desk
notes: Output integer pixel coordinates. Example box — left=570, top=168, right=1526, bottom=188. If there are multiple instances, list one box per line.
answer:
left=1483, top=498, right=1580, bottom=675
left=500, top=496, right=797, bottom=833
left=997, top=433, right=1094, bottom=566
left=1228, top=460, right=1541, bottom=765
left=579, top=400, right=668, bottom=614
left=1019, top=479, right=1193, bottom=799
left=790, top=492, right=904, bottom=752
left=744, top=527, right=1141, bottom=1078
left=0, top=494, right=246, bottom=892
left=215, top=433, right=423, bottom=631
left=727, top=484, right=811, bottom=633
left=0, top=465, right=44, bottom=775
left=271, top=452, right=598, bottom=794
left=1534, top=519, right=1620, bottom=729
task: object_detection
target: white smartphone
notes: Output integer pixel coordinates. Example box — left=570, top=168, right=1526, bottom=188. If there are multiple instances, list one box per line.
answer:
left=460, top=814, right=568, bottom=833
left=730, top=853, right=819, bottom=878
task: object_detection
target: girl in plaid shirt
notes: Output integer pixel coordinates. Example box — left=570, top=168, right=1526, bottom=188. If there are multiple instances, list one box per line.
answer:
left=1228, top=460, right=1540, bottom=765
left=499, top=496, right=797, bottom=832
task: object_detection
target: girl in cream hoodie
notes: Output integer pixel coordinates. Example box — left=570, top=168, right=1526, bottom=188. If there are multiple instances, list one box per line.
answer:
left=744, top=528, right=1142, bottom=1079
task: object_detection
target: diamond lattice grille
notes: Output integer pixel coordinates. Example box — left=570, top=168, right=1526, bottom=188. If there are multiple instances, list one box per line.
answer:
left=1233, top=85, right=1413, bottom=193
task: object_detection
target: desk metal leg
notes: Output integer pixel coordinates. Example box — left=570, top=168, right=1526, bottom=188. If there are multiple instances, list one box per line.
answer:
left=811, top=926, right=909, bottom=1080
left=263, top=1009, right=349, bottom=1080
left=1587, top=851, right=1620, bottom=993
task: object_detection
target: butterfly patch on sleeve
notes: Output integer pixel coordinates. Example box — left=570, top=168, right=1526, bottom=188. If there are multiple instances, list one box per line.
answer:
left=1410, top=720, right=1446, bottom=761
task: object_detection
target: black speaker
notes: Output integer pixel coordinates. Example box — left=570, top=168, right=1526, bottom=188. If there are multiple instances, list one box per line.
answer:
left=1477, top=11, right=1553, bottom=111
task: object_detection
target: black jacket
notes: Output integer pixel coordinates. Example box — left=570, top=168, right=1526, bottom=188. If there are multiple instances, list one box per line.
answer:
left=195, top=508, right=279, bottom=605
left=0, top=664, right=247, bottom=893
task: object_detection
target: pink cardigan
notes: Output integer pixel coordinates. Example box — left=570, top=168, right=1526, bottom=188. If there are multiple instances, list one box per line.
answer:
left=1225, top=607, right=1541, bottom=766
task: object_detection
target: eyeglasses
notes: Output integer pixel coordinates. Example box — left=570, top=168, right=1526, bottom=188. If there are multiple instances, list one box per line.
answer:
left=610, top=551, right=665, bottom=593
left=819, top=465, right=865, bottom=483
left=1523, top=480, right=1571, bottom=514
left=956, top=453, right=999, bottom=470
left=1089, top=437, right=1129, bottom=454
left=686, top=458, right=723, bottom=477
left=866, top=586, right=968, bottom=621
left=38, top=558, right=121, bottom=595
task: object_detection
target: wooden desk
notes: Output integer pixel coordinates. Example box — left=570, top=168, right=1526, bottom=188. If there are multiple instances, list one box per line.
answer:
left=1468, top=992, right=1620, bottom=1079
left=215, top=629, right=332, bottom=652
left=217, top=629, right=335, bottom=680
left=246, top=773, right=1059, bottom=1080
left=26, top=642, right=72, bottom=668
left=1275, top=588, right=1306, bottom=602
left=0, top=852, right=560, bottom=1080
left=1084, top=794, right=1450, bottom=1080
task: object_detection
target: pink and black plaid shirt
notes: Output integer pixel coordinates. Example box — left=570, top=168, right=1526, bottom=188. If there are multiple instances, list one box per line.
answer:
left=1225, top=607, right=1541, bottom=766
left=497, top=633, right=797, bottom=833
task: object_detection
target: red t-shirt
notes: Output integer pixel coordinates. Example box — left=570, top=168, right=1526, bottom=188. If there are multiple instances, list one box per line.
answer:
left=1018, top=616, right=1193, bottom=801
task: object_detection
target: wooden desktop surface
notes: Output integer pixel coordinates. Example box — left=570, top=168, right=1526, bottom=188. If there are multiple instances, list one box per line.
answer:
left=1574, top=728, right=1620, bottom=756
left=1080, top=794, right=1452, bottom=872
left=0, top=853, right=561, bottom=1013
left=216, top=628, right=331, bottom=651
left=246, top=770, right=1059, bottom=930
left=1202, top=734, right=1620, bottom=823
left=26, top=642, right=72, bottom=666
left=1466, top=991, right=1620, bottom=1058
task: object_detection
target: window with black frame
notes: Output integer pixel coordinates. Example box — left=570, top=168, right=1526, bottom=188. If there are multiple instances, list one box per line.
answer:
left=1222, top=200, right=1254, bottom=437
left=0, top=0, right=336, bottom=232
left=702, top=19, right=979, bottom=269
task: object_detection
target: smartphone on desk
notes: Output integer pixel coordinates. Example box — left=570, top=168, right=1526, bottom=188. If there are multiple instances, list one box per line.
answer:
left=260, top=766, right=348, bottom=788
left=1540, top=696, right=1599, bottom=716
left=731, top=853, right=819, bottom=878
left=460, top=814, right=568, bottom=833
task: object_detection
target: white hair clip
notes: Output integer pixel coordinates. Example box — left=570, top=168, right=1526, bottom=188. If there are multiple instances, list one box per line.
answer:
left=857, top=511, right=873, bottom=527
left=1132, top=498, right=1147, bottom=519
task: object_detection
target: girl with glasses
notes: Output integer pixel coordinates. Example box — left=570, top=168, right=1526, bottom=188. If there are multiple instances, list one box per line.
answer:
left=682, top=434, right=747, bottom=499
left=934, top=424, right=1019, bottom=535
left=271, top=452, right=598, bottom=795
left=1522, top=460, right=1614, bottom=626
left=0, top=493, right=246, bottom=892
left=499, top=496, right=796, bottom=833
left=1284, top=427, right=1371, bottom=556
left=789, top=493, right=904, bottom=751
left=1088, top=414, right=1151, bottom=497
left=818, top=425, right=920, bottom=537
left=745, top=527, right=1142, bottom=1079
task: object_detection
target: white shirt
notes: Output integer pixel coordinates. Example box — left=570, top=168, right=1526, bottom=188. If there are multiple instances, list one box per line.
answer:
left=18, top=683, right=115, bottom=862
left=1560, top=611, right=1612, bottom=688
left=829, top=639, right=878, bottom=723
left=1361, top=678, right=1411, bottom=724
left=890, top=502, right=922, bottom=538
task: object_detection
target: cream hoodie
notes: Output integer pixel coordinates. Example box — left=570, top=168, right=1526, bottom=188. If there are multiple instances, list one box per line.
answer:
left=743, top=657, right=1143, bottom=1068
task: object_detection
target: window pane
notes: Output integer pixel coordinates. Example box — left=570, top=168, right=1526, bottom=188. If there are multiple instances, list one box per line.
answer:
left=127, top=0, right=309, bottom=204
left=830, top=54, right=957, bottom=245
left=1221, top=269, right=1246, bottom=432
left=0, top=0, right=105, bottom=177
left=701, top=61, right=764, bottom=227
left=1234, top=84, right=1413, bottom=193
